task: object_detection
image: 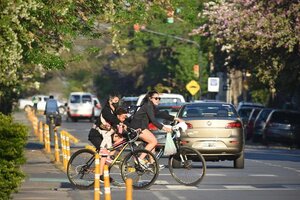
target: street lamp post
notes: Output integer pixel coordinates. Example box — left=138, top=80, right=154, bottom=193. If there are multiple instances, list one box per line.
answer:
left=135, top=25, right=202, bottom=99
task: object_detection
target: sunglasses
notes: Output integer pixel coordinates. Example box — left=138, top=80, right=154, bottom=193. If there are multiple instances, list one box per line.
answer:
left=151, top=97, right=161, bottom=100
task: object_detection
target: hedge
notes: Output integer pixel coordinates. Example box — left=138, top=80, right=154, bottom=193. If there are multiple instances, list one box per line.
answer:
left=0, top=113, right=27, bottom=200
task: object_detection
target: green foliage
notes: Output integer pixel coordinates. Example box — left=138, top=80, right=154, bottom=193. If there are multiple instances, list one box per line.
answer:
left=251, top=89, right=269, bottom=105
left=0, top=113, right=27, bottom=199
left=0, top=0, right=173, bottom=113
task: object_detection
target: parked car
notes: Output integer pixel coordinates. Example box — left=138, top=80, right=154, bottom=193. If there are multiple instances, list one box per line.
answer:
left=120, top=96, right=138, bottom=110
left=237, top=101, right=264, bottom=111
left=92, top=96, right=102, bottom=118
left=66, top=92, right=94, bottom=122
left=245, top=108, right=262, bottom=140
left=252, top=108, right=273, bottom=142
left=262, top=110, right=300, bottom=147
left=136, top=93, right=186, bottom=106
left=18, top=95, right=65, bottom=113
left=177, top=101, right=245, bottom=168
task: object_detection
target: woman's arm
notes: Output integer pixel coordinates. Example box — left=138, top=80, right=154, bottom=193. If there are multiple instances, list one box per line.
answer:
left=145, top=104, right=164, bottom=130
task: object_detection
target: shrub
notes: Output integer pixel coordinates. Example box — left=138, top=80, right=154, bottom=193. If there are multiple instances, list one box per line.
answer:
left=0, top=113, right=27, bottom=199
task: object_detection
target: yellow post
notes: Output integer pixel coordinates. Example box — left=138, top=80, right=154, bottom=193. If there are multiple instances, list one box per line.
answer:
left=94, top=153, right=101, bottom=200
left=66, top=136, right=71, bottom=162
left=61, top=132, right=67, bottom=170
left=39, top=121, right=44, bottom=142
left=104, top=165, right=111, bottom=200
left=44, top=124, right=48, bottom=150
left=61, top=130, right=80, bottom=144
left=126, top=178, right=133, bottom=200
left=33, top=117, right=38, bottom=135
left=45, top=125, right=51, bottom=153
left=54, top=131, right=60, bottom=163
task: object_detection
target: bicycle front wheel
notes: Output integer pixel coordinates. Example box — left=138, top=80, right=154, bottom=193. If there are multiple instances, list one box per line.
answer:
left=169, top=146, right=206, bottom=186
left=67, top=148, right=96, bottom=189
left=121, top=149, right=159, bottom=190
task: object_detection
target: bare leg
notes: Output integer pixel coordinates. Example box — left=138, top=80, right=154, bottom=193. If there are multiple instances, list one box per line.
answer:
left=138, top=129, right=157, bottom=160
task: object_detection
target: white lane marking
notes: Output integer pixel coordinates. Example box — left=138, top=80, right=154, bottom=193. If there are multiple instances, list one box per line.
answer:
left=224, top=185, right=256, bottom=189
left=248, top=174, right=277, bottom=177
left=166, top=185, right=198, bottom=190
left=206, top=173, right=226, bottom=176
left=146, top=187, right=297, bottom=191
left=155, top=180, right=169, bottom=184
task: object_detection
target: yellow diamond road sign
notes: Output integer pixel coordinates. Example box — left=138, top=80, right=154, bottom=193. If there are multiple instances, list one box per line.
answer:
left=186, top=80, right=200, bottom=95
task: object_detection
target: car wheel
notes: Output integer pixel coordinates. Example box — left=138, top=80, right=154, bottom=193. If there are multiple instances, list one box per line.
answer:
left=234, top=152, right=244, bottom=169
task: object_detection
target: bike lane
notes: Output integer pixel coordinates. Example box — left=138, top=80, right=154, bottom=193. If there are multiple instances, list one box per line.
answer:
left=11, top=112, right=84, bottom=200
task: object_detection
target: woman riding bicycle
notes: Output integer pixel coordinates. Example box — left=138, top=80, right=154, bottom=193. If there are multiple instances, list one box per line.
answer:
left=89, top=93, right=129, bottom=183
left=130, top=90, right=184, bottom=158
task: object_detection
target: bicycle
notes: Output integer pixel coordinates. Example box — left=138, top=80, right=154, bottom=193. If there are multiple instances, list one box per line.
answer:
left=67, top=127, right=159, bottom=190
left=154, top=122, right=206, bottom=186
left=46, top=113, right=56, bottom=144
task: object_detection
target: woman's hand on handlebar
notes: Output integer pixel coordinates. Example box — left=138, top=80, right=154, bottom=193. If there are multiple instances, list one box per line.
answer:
left=162, top=125, right=172, bottom=133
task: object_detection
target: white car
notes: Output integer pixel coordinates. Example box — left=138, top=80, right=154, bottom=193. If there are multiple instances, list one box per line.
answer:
left=93, top=96, right=102, bottom=118
left=136, top=93, right=186, bottom=106
left=67, top=92, right=95, bottom=122
left=18, top=95, right=65, bottom=113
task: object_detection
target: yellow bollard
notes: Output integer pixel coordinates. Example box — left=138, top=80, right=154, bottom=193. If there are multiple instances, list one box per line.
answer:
left=104, top=165, right=111, bottom=200
left=61, top=132, right=67, bottom=170
left=45, top=125, right=51, bottom=153
left=66, top=136, right=70, bottom=162
left=126, top=178, right=133, bottom=200
left=94, top=153, right=101, bottom=200
left=39, top=121, right=44, bottom=143
left=44, top=124, right=48, bottom=150
left=33, top=117, right=38, bottom=135
left=61, top=130, right=80, bottom=144
left=54, top=131, right=60, bottom=163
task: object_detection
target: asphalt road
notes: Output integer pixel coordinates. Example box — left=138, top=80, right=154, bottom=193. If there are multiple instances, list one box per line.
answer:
left=13, top=114, right=300, bottom=200
left=58, top=118, right=300, bottom=200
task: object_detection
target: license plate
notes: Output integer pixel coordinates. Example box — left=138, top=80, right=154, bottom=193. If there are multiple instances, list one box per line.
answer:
left=201, top=142, right=216, bottom=148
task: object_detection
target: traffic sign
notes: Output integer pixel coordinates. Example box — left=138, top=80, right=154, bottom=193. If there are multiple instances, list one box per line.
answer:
left=186, top=80, right=200, bottom=95
left=208, top=77, right=219, bottom=92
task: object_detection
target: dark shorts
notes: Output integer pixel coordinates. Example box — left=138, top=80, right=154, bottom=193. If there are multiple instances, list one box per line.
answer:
left=88, top=128, right=103, bottom=149
left=88, top=128, right=116, bottom=149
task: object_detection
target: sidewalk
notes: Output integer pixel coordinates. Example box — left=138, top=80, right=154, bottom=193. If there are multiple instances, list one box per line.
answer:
left=12, top=112, right=74, bottom=200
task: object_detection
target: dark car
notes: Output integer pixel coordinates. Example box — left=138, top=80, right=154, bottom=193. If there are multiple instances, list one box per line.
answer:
left=252, top=108, right=273, bottom=142
left=245, top=108, right=263, bottom=140
left=263, top=110, right=300, bottom=147
left=177, top=102, right=245, bottom=168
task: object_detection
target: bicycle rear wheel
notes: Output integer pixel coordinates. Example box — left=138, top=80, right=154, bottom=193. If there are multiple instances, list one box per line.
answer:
left=169, top=146, right=206, bottom=186
left=67, top=148, right=96, bottom=189
left=121, top=149, right=159, bottom=189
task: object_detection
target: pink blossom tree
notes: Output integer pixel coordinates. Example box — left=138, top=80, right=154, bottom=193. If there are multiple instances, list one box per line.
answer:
left=192, top=0, right=300, bottom=94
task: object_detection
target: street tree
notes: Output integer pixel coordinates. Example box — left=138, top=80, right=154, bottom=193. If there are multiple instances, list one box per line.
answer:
left=0, top=0, right=173, bottom=114
left=192, top=0, right=300, bottom=105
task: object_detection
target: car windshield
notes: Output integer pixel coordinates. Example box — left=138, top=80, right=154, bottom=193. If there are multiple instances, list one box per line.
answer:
left=238, top=108, right=253, bottom=119
left=159, top=98, right=183, bottom=104
left=180, top=104, right=238, bottom=118
left=82, top=95, right=92, bottom=103
left=158, top=106, right=181, bottom=117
